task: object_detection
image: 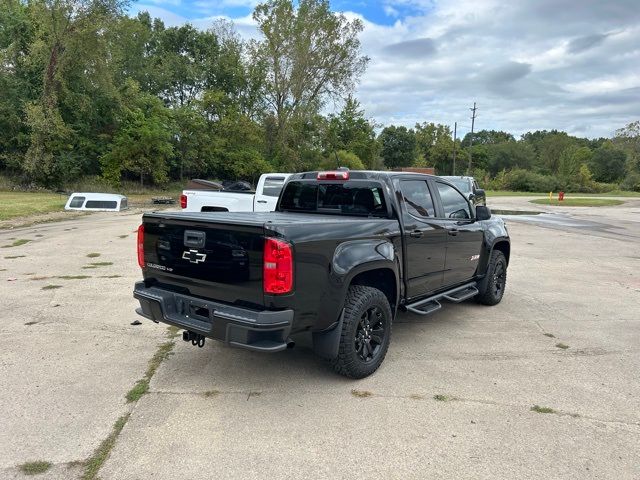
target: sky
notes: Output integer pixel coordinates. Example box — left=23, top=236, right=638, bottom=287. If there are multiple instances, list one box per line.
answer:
left=129, top=0, right=640, bottom=139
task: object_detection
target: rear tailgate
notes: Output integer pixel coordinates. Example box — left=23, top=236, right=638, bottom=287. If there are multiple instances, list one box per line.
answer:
left=141, top=212, right=265, bottom=307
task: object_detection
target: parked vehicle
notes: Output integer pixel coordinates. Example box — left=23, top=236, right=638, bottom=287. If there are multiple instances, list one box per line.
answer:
left=180, top=173, right=292, bottom=213
left=440, top=176, right=486, bottom=206
left=134, top=170, right=510, bottom=378
left=65, top=193, right=128, bottom=212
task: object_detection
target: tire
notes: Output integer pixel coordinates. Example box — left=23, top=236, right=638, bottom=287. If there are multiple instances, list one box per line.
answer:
left=476, top=250, right=507, bottom=306
left=330, top=285, right=392, bottom=379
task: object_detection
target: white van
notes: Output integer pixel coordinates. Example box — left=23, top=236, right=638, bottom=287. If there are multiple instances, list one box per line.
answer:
left=65, top=193, right=128, bottom=212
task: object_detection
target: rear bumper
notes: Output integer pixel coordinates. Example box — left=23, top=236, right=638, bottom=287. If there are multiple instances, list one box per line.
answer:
left=133, top=282, right=294, bottom=352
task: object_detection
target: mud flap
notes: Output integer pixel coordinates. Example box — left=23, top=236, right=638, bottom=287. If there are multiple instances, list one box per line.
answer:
left=312, top=309, right=345, bottom=360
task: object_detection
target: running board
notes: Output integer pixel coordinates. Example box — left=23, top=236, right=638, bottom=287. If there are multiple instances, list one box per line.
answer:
left=405, top=282, right=478, bottom=316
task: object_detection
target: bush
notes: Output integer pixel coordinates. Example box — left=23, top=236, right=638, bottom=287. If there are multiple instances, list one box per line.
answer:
left=620, top=173, right=640, bottom=192
left=501, top=169, right=559, bottom=192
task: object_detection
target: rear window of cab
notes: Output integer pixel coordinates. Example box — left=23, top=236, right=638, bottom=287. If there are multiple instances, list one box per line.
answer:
left=279, top=180, right=388, bottom=216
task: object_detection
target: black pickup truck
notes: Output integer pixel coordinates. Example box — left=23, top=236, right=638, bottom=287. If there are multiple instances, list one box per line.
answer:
left=134, top=170, right=510, bottom=378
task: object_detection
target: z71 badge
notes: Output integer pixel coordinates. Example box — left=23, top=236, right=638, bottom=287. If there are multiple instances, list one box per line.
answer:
left=470, top=254, right=480, bottom=261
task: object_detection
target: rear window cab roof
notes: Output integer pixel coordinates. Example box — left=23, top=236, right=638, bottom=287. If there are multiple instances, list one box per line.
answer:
left=64, top=193, right=128, bottom=212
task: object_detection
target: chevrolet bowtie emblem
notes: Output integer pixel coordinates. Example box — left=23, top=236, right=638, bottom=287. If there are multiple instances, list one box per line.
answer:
left=182, top=249, right=207, bottom=264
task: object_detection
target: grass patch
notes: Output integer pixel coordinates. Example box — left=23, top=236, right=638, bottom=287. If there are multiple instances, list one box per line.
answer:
left=555, top=342, right=570, bottom=350
left=487, top=190, right=640, bottom=197
left=5, top=255, right=26, bottom=259
left=117, top=234, right=128, bottom=238
left=0, top=192, right=66, bottom=221
left=351, top=389, right=373, bottom=398
left=409, top=393, right=425, bottom=400
left=42, top=284, right=62, bottom=290
left=543, top=333, right=555, bottom=338
left=125, top=333, right=176, bottom=403
left=81, top=413, right=130, bottom=480
left=530, top=198, right=624, bottom=207
left=86, top=252, right=101, bottom=258
left=99, top=274, right=122, bottom=278
left=1, top=238, right=31, bottom=248
left=19, top=460, right=52, bottom=475
left=83, top=261, right=113, bottom=269
left=58, top=275, right=91, bottom=280
left=30, top=276, right=52, bottom=281
left=433, top=394, right=454, bottom=402
left=204, top=390, right=220, bottom=397
left=531, top=405, right=556, bottom=414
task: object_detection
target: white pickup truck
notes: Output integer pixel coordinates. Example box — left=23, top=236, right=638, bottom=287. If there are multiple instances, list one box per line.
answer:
left=180, top=173, right=292, bottom=213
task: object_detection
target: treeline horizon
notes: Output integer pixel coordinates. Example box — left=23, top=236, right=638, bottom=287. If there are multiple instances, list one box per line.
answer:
left=1, top=0, right=639, bottom=193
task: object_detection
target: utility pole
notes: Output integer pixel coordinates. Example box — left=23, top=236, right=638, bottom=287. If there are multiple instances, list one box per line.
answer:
left=452, top=122, right=457, bottom=175
left=467, top=102, right=477, bottom=174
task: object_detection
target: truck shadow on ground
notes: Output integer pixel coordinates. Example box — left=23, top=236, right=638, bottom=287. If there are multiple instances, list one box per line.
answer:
left=154, top=303, right=478, bottom=390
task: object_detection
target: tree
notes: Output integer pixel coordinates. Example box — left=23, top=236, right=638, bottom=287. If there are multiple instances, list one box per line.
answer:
left=484, top=141, right=536, bottom=176
left=16, top=0, right=127, bottom=186
left=324, top=96, right=378, bottom=168
left=558, top=146, right=592, bottom=180
left=414, top=122, right=454, bottom=174
left=462, top=129, right=514, bottom=146
left=590, top=142, right=627, bottom=183
left=252, top=0, right=368, bottom=158
left=319, top=150, right=365, bottom=170
left=378, top=126, right=416, bottom=169
left=614, top=120, right=640, bottom=174
left=101, top=81, right=174, bottom=186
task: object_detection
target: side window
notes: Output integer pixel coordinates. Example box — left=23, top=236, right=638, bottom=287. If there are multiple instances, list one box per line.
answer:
left=399, top=180, right=435, bottom=218
left=436, top=182, right=471, bottom=219
left=262, top=176, right=286, bottom=197
left=69, top=196, right=85, bottom=208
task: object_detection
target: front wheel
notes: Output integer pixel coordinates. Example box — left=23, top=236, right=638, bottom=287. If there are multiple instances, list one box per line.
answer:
left=476, top=250, right=507, bottom=305
left=330, top=286, right=392, bottom=379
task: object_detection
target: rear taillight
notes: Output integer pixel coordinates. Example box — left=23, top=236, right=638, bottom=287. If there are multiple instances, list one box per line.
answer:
left=180, top=194, right=187, bottom=209
left=263, top=238, right=293, bottom=294
left=137, top=224, right=145, bottom=268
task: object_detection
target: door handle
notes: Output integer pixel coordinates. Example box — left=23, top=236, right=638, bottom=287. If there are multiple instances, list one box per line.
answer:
left=257, top=200, right=267, bottom=204
left=409, top=230, right=423, bottom=238
left=447, top=228, right=458, bottom=236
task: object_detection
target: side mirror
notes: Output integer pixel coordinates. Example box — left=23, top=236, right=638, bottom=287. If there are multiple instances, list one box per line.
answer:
left=474, top=188, right=485, bottom=196
left=476, top=205, right=491, bottom=221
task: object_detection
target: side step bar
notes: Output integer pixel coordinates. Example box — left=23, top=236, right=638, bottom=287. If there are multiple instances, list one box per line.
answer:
left=405, top=282, right=479, bottom=316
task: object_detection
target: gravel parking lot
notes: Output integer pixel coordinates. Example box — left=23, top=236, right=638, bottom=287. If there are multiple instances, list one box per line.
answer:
left=1, top=198, right=639, bottom=479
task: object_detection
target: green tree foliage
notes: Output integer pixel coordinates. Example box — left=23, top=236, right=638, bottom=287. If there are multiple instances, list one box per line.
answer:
left=0, top=1, right=639, bottom=193
left=378, top=126, right=416, bottom=169
left=252, top=0, right=368, bottom=167
left=589, top=142, right=627, bottom=183
left=484, top=141, right=536, bottom=176
left=462, top=129, right=514, bottom=146
left=101, top=81, right=174, bottom=186
left=414, top=122, right=454, bottom=174
left=324, top=96, right=378, bottom=168
left=319, top=150, right=365, bottom=170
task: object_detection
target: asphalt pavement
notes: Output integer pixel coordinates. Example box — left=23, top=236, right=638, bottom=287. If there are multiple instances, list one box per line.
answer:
left=1, top=197, right=639, bottom=479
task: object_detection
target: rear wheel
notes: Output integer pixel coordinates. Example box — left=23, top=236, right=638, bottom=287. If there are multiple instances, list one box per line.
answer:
left=330, top=286, right=392, bottom=379
left=476, top=250, right=507, bottom=305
